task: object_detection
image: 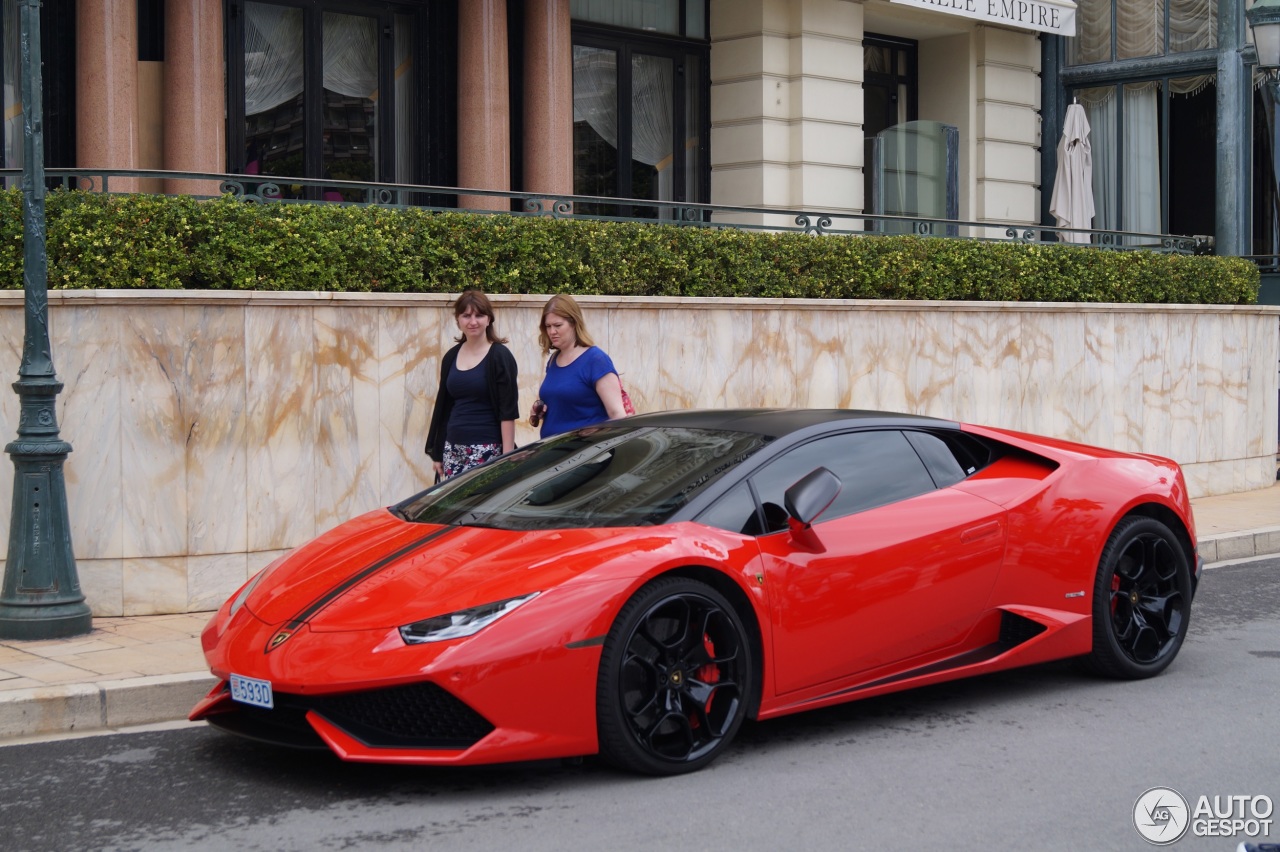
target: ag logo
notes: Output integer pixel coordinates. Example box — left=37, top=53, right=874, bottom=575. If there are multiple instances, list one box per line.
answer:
left=1133, top=787, right=1190, bottom=845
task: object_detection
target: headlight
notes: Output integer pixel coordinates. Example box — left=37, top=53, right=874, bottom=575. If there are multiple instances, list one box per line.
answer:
left=228, top=554, right=287, bottom=617
left=398, top=592, right=539, bottom=645
left=229, top=569, right=268, bottom=617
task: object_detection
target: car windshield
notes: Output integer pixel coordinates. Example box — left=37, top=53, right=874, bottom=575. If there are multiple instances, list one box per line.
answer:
left=397, top=426, right=771, bottom=530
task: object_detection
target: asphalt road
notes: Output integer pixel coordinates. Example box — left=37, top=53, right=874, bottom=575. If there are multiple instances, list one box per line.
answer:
left=2, top=556, right=1277, bottom=852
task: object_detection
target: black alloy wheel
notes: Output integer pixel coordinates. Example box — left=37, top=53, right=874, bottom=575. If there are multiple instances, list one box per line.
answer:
left=596, top=577, right=752, bottom=775
left=1087, top=516, right=1192, bottom=678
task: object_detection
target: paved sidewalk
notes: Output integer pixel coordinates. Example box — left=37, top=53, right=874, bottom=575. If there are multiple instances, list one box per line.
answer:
left=1, top=483, right=1277, bottom=743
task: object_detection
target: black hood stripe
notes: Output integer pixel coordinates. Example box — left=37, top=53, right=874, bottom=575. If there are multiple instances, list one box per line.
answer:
left=264, top=525, right=458, bottom=654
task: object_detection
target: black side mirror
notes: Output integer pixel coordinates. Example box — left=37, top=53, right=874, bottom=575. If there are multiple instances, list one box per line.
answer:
left=784, top=467, right=842, bottom=528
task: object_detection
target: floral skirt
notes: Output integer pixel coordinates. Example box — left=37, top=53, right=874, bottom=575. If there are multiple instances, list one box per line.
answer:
left=443, top=441, right=502, bottom=479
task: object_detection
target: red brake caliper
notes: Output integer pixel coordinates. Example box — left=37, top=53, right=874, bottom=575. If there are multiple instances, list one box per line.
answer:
left=1110, top=573, right=1121, bottom=614
left=690, top=634, right=720, bottom=728
left=696, top=634, right=720, bottom=685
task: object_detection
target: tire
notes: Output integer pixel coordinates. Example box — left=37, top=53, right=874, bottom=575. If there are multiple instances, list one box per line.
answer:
left=1086, top=516, right=1192, bottom=679
left=596, top=577, right=752, bottom=775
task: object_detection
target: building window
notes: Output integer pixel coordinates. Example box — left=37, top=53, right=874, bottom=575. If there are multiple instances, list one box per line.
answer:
left=1, top=0, right=75, bottom=171
left=1255, top=85, right=1280, bottom=258
left=572, top=6, right=709, bottom=217
left=570, top=0, right=706, bottom=39
left=863, top=35, right=917, bottom=139
left=1069, top=78, right=1215, bottom=238
left=1060, top=0, right=1217, bottom=239
left=2, top=0, right=20, bottom=170
left=227, top=0, right=423, bottom=199
left=1067, top=0, right=1217, bottom=65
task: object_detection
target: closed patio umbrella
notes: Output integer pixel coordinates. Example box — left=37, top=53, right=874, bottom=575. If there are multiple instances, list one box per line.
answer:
left=1049, top=102, right=1095, bottom=244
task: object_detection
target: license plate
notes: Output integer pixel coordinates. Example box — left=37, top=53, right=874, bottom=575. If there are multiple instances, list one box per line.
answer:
left=229, top=674, right=274, bottom=709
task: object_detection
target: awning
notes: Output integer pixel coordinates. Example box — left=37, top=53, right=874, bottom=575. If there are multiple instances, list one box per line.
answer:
left=888, top=0, right=1077, bottom=37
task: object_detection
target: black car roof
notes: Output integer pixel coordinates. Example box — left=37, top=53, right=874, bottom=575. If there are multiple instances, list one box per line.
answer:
left=623, top=408, right=960, bottom=439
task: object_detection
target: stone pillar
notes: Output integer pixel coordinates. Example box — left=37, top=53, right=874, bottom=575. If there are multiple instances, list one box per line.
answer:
left=972, top=26, right=1040, bottom=228
left=458, top=0, right=510, bottom=211
left=709, top=0, right=861, bottom=227
left=76, top=0, right=139, bottom=192
left=164, top=0, right=226, bottom=197
left=523, top=0, right=573, bottom=207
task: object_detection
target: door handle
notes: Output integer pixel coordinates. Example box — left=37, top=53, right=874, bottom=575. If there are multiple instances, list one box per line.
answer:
left=960, top=521, right=1001, bottom=543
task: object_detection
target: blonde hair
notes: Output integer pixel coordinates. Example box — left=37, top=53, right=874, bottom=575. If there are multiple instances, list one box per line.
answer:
left=538, top=293, right=596, bottom=355
left=452, top=289, right=508, bottom=344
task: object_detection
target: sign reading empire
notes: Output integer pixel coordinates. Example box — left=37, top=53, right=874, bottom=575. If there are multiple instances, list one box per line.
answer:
left=889, top=0, right=1077, bottom=36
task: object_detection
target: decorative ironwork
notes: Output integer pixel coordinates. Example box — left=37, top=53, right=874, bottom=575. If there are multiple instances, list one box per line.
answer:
left=521, top=198, right=575, bottom=217
left=795, top=214, right=832, bottom=235
left=0, top=166, right=1212, bottom=257
left=216, top=178, right=281, bottom=204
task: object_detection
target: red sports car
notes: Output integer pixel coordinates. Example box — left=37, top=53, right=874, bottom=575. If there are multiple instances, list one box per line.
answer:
left=191, top=409, right=1199, bottom=775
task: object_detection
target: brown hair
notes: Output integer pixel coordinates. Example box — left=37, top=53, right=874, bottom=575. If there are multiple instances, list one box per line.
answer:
left=538, top=293, right=596, bottom=355
left=453, top=289, right=507, bottom=344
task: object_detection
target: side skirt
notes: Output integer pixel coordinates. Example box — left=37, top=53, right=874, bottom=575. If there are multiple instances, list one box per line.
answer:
left=759, top=610, right=1072, bottom=720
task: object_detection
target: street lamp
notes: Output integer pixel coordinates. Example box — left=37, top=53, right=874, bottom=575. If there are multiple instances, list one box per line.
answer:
left=1248, top=0, right=1280, bottom=71
left=0, top=0, right=91, bottom=638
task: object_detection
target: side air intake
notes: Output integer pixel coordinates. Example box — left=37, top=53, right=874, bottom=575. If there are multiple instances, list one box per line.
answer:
left=998, top=611, right=1048, bottom=650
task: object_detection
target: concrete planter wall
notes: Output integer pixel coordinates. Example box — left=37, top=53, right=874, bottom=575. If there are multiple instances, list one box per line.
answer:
left=1, top=291, right=1276, bottom=617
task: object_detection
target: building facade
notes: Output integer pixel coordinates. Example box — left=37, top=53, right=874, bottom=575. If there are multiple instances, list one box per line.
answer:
left=5, top=0, right=1261, bottom=253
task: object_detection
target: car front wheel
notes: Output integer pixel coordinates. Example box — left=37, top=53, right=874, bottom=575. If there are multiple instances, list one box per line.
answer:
left=1087, top=516, right=1192, bottom=678
left=596, top=577, right=752, bottom=775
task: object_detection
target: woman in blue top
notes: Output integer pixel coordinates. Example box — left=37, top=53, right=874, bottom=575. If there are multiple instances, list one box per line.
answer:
left=425, top=290, right=519, bottom=479
left=529, top=294, right=628, bottom=438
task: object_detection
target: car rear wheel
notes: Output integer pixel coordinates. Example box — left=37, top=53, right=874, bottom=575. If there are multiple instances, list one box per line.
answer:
left=1087, top=516, right=1192, bottom=678
left=596, top=577, right=752, bottom=775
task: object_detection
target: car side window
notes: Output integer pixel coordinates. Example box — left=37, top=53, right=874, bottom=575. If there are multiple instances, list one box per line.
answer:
left=695, top=482, right=763, bottom=535
left=749, top=431, right=937, bottom=533
left=904, top=430, right=967, bottom=488
left=903, top=429, right=996, bottom=487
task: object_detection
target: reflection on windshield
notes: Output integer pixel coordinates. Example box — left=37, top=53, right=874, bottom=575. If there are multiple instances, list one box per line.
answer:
left=396, top=426, right=770, bottom=530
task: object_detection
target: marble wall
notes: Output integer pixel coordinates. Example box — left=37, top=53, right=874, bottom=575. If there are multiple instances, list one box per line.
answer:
left=0, top=291, right=1276, bottom=616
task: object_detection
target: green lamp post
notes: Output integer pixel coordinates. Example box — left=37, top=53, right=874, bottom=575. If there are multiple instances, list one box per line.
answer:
left=0, top=0, right=91, bottom=639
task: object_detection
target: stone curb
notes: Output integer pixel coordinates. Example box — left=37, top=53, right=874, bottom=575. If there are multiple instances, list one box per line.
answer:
left=1199, top=527, right=1280, bottom=564
left=0, top=672, right=216, bottom=741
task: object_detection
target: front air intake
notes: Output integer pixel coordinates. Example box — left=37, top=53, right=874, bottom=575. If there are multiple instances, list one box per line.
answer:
left=208, top=681, right=494, bottom=750
left=309, top=681, right=495, bottom=748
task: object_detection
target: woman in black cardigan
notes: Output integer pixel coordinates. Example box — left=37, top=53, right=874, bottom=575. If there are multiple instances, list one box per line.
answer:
left=425, top=290, right=519, bottom=479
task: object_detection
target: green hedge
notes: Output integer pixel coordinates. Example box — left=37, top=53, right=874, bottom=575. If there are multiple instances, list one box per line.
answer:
left=0, top=189, right=1259, bottom=303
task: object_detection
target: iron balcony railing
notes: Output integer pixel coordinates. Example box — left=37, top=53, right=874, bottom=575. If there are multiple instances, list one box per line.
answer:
left=0, top=167, right=1212, bottom=256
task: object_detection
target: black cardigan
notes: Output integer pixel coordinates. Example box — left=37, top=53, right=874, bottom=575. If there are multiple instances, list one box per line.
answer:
left=425, top=342, right=520, bottom=461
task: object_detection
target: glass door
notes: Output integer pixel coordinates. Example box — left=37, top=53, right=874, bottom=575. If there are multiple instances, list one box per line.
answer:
left=572, top=31, right=707, bottom=218
left=862, top=34, right=917, bottom=217
left=318, top=11, right=379, bottom=200
left=232, top=0, right=418, bottom=200
left=241, top=3, right=306, bottom=193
